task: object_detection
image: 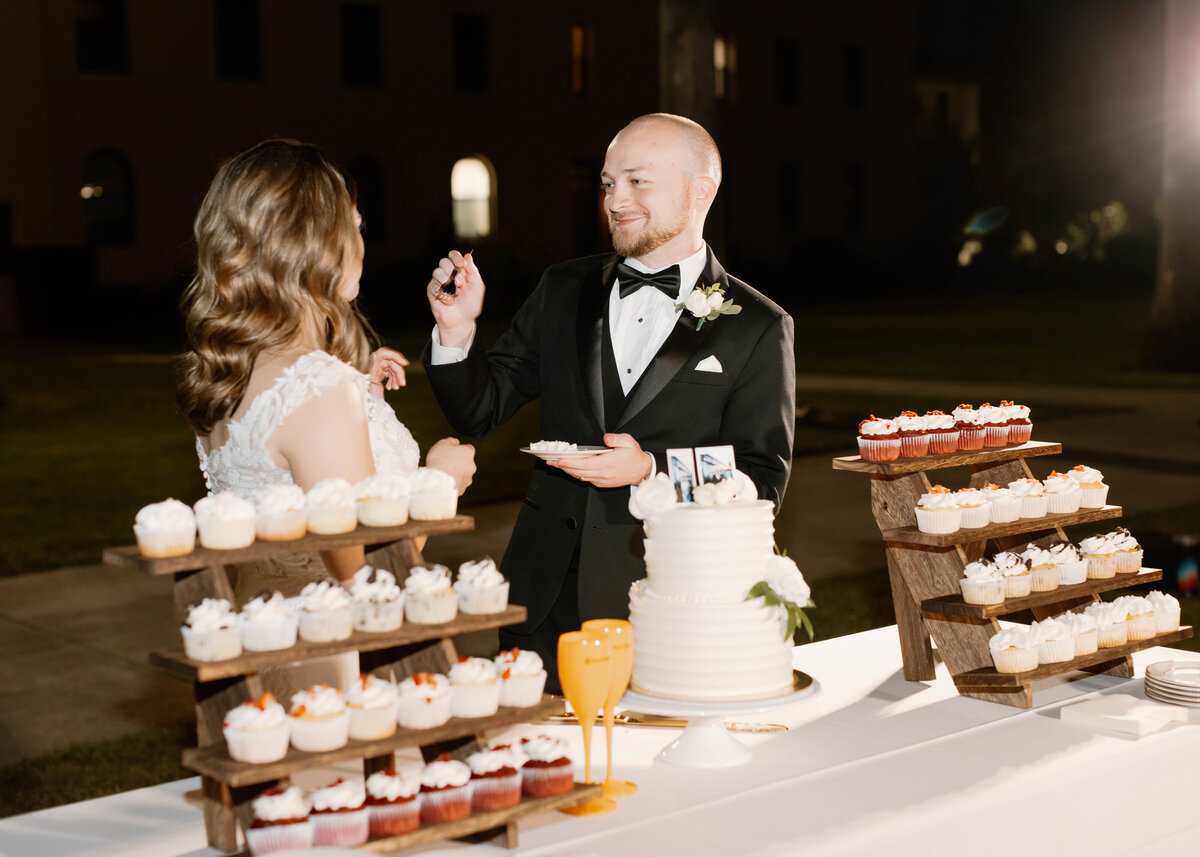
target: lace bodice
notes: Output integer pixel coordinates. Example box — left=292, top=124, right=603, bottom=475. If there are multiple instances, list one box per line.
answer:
left=196, top=351, right=420, bottom=497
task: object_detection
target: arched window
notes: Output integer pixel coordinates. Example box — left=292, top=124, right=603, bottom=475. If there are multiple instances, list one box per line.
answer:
left=347, top=154, right=386, bottom=241
left=80, top=148, right=134, bottom=245
left=451, top=156, right=494, bottom=240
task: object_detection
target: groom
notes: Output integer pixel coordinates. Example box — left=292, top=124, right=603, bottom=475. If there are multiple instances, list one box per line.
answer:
left=421, top=114, right=795, bottom=690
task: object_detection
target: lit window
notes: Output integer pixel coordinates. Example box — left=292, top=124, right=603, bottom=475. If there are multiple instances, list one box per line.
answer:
left=451, top=157, right=494, bottom=240
left=571, top=24, right=593, bottom=96
left=714, top=36, right=727, bottom=100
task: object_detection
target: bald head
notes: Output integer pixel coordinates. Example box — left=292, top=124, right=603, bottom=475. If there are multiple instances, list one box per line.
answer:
left=618, top=114, right=722, bottom=188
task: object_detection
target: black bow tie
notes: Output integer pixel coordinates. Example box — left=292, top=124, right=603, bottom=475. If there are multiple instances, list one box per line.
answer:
left=616, top=263, right=681, bottom=300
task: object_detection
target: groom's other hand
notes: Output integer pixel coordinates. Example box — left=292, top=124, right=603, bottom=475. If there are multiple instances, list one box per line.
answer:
left=428, top=250, right=484, bottom=349
left=547, top=433, right=654, bottom=489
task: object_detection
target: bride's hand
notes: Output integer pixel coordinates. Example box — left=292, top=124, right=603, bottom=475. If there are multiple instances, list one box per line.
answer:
left=369, top=347, right=409, bottom=397
left=426, top=437, right=477, bottom=495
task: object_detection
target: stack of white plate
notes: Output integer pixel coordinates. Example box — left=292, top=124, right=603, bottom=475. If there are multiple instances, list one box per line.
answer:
left=1144, top=660, right=1200, bottom=708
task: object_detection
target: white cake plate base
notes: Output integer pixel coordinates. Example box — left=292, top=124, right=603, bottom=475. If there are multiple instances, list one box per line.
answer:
left=619, top=671, right=819, bottom=768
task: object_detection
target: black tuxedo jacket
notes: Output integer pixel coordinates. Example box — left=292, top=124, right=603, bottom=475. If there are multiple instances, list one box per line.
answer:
left=421, top=249, right=795, bottom=632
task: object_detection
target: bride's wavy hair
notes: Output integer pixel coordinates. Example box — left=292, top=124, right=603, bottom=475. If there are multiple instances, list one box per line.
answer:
left=176, top=139, right=374, bottom=435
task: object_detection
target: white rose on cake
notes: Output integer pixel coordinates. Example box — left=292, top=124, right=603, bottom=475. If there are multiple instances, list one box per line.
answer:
left=694, top=478, right=739, bottom=506
left=747, top=552, right=815, bottom=642
left=628, top=473, right=678, bottom=520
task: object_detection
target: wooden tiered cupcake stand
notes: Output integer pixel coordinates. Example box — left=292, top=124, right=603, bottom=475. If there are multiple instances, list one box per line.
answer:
left=833, top=440, right=1193, bottom=708
left=103, top=518, right=599, bottom=854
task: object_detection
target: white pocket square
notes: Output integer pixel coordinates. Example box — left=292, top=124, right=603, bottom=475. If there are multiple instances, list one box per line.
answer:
left=695, top=355, right=723, bottom=373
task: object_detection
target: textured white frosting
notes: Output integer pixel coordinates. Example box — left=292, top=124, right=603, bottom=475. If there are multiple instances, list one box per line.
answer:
left=1007, top=478, right=1045, bottom=498
left=495, top=648, right=544, bottom=678
left=410, top=467, right=456, bottom=493
left=290, top=684, right=345, bottom=717
left=185, top=598, right=238, bottom=632
left=1048, top=542, right=1081, bottom=563
left=193, top=491, right=255, bottom=522
left=980, top=484, right=1015, bottom=502
left=858, top=416, right=898, bottom=436
left=894, top=412, right=927, bottom=432
left=398, top=672, right=448, bottom=698
left=1106, top=528, right=1141, bottom=551
left=253, top=786, right=310, bottom=822
left=1021, top=545, right=1055, bottom=569
left=224, top=694, right=287, bottom=730
left=366, top=770, right=420, bottom=801
left=240, top=591, right=291, bottom=623
left=306, top=477, right=354, bottom=508
left=1030, top=617, right=1071, bottom=643
left=135, top=499, right=195, bottom=530
left=1042, top=472, right=1080, bottom=495
left=955, top=487, right=984, bottom=507
left=467, top=747, right=521, bottom=775
left=952, top=405, right=982, bottom=426
left=1068, top=465, right=1105, bottom=484
left=977, top=403, right=1007, bottom=426
left=449, top=657, right=496, bottom=685
left=1080, top=534, right=1117, bottom=556
left=963, top=560, right=998, bottom=580
left=311, top=779, right=364, bottom=812
left=404, top=564, right=453, bottom=594
left=457, top=557, right=505, bottom=589
left=346, top=673, right=397, bottom=709
left=993, top=552, right=1029, bottom=577
left=1085, top=602, right=1125, bottom=627
left=1147, top=590, right=1180, bottom=612
left=529, top=440, right=577, bottom=451
left=917, top=488, right=959, bottom=510
left=1058, top=612, right=1097, bottom=635
left=989, top=627, right=1034, bottom=654
left=354, top=473, right=411, bottom=501
left=693, top=478, right=739, bottom=506
left=253, top=484, right=305, bottom=515
left=923, top=411, right=955, bottom=430
left=421, top=759, right=471, bottom=788
left=299, top=579, right=352, bottom=611
left=1112, top=595, right=1152, bottom=617
left=519, top=735, right=569, bottom=763
left=351, top=566, right=401, bottom=603
left=1004, top=402, right=1031, bottom=421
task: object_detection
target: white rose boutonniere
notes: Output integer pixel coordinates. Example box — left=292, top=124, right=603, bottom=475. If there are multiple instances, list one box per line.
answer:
left=677, top=283, right=741, bottom=331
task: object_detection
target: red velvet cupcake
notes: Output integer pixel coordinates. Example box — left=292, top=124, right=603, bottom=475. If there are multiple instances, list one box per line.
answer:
left=1002, top=400, right=1032, bottom=444
left=245, top=786, right=312, bottom=856
left=856, top=415, right=900, bottom=462
left=519, top=735, right=574, bottom=797
left=923, top=410, right=959, bottom=454
left=309, top=778, right=368, bottom=847
left=467, top=746, right=522, bottom=811
left=420, top=755, right=473, bottom=824
left=894, top=411, right=929, bottom=458
left=365, top=769, right=421, bottom=836
left=952, top=404, right=985, bottom=450
left=977, top=402, right=1010, bottom=447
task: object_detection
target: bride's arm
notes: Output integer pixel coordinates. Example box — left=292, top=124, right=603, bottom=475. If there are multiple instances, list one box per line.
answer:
left=271, top=381, right=376, bottom=584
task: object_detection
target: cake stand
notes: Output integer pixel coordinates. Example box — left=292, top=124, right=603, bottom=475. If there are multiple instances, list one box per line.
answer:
left=619, top=671, right=819, bottom=769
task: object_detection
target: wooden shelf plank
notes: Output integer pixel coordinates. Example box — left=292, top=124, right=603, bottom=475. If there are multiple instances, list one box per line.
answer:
left=183, top=696, right=565, bottom=787
left=922, top=568, right=1164, bottom=620
left=880, top=504, right=1123, bottom=547
left=952, top=625, right=1194, bottom=688
left=832, top=440, right=1062, bottom=475
left=149, top=606, right=527, bottom=683
left=103, top=515, right=475, bottom=576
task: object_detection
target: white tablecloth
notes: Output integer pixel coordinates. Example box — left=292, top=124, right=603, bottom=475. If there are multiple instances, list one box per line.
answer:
left=2, top=626, right=1197, bottom=857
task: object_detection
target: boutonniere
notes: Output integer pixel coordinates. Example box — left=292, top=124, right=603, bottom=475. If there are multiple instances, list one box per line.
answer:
left=676, top=283, right=741, bottom=331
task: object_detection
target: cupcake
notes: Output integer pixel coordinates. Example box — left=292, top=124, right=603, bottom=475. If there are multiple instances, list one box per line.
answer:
left=1002, top=400, right=1032, bottom=445
left=466, top=746, right=523, bottom=811
left=980, top=483, right=1020, bottom=523
left=402, top=564, right=457, bottom=624
left=346, top=673, right=398, bottom=741
left=297, top=579, right=354, bottom=642
left=310, top=778, right=369, bottom=848
left=355, top=473, right=411, bottom=528
left=420, top=755, right=473, bottom=824
left=1106, top=527, right=1143, bottom=574
left=915, top=485, right=961, bottom=534
left=954, top=487, right=990, bottom=529
left=1047, top=541, right=1088, bottom=586
left=1007, top=478, right=1048, bottom=519
left=894, top=411, right=929, bottom=458
left=239, top=590, right=298, bottom=652
left=519, top=735, right=574, bottom=797
left=1058, top=612, right=1099, bottom=656
left=993, top=551, right=1032, bottom=599
left=395, top=672, right=452, bottom=730
left=181, top=598, right=242, bottom=662
left=193, top=491, right=256, bottom=550
left=246, top=786, right=312, bottom=856
left=133, top=499, right=196, bottom=558
left=1042, top=471, right=1082, bottom=515
left=1030, top=617, right=1075, bottom=664
left=1080, top=534, right=1118, bottom=579
left=365, top=769, right=422, bottom=836
left=952, top=404, right=985, bottom=451
left=1147, top=590, right=1181, bottom=633
left=305, top=477, right=358, bottom=535
left=495, top=648, right=549, bottom=707
left=988, top=627, right=1038, bottom=674
left=923, top=410, right=959, bottom=454
left=222, top=692, right=290, bottom=764
left=959, top=560, right=1006, bottom=605
left=1068, top=464, right=1109, bottom=508
left=448, top=656, right=500, bottom=719
left=977, top=402, right=1010, bottom=448
left=288, top=684, right=350, bottom=752
left=1113, top=595, right=1157, bottom=641
left=856, top=415, right=901, bottom=462
left=455, top=557, right=510, bottom=615
left=1085, top=601, right=1128, bottom=648
left=252, top=484, right=306, bottom=541
left=408, top=467, right=460, bottom=520
left=350, top=566, right=404, bottom=633
left=1020, top=544, right=1059, bottom=592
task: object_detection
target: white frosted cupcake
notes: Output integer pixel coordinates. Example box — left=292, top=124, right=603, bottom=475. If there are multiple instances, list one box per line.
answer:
left=354, top=473, right=411, bottom=527
left=894, top=410, right=929, bottom=458
left=857, top=415, right=901, bottom=461
left=133, top=499, right=196, bottom=558
left=993, top=552, right=1032, bottom=599
left=1068, top=464, right=1109, bottom=508
left=1147, top=591, right=1181, bottom=633
left=1007, top=478, right=1048, bottom=519
left=305, top=477, right=358, bottom=534
left=953, top=403, right=985, bottom=450
left=455, top=557, right=510, bottom=614
left=403, top=564, right=457, bottom=624
left=1047, top=541, right=1088, bottom=586
left=980, top=483, right=1020, bottom=523
left=1058, top=612, right=1099, bottom=656
left=466, top=746, right=523, bottom=811
left=954, top=487, right=990, bottom=529
left=1080, top=534, right=1118, bottom=579
left=1002, top=400, right=1033, bottom=444
left=977, top=402, right=1011, bottom=448
left=246, top=787, right=312, bottom=856
left=989, top=627, right=1038, bottom=674
left=924, top=409, right=959, bottom=454
left=519, top=735, right=574, bottom=797
left=1113, top=595, right=1157, bottom=641
left=350, top=566, right=404, bottom=632
left=1042, top=470, right=1082, bottom=515
left=960, top=560, right=1006, bottom=605
left=1106, top=527, right=1143, bottom=574
left=346, top=672, right=398, bottom=741
left=297, top=579, right=354, bottom=642
left=915, top=485, right=961, bottom=534
left=222, top=692, right=290, bottom=763
left=252, top=484, right=306, bottom=541
left=395, top=672, right=451, bottom=730
left=409, top=467, right=459, bottom=521
left=1020, top=544, right=1059, bottom=592
left=181, top=598, right=242, bottom=662
left=495, top=648, right=549, bottom=707
left=193, top=491, right=256, bottom=550
left=310, top=778, right=368, bottom=848
left=288, top=684, right=350, bottom=752
left=1085, top=602, right=1128, bottom=648
left=449, top=656, right=500, bottom=718
left=365, top=769, right=421, bottom=837
left=239, top=590, right=299, bottom=651
left=1030, top=617, right=1074, bottom=664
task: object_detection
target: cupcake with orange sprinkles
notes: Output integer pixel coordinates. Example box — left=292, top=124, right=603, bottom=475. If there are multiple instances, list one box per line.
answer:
left=894, top=411, right=929, bottom=458
left=1002, top=400, right=1032, bottom=444
left=915, top=485, right=961, bottom=534
left=923, top=410, right=959, bottom=455
left=857, top=415, right=901, bottom=462
left=952, top=404, right=985, bottom=450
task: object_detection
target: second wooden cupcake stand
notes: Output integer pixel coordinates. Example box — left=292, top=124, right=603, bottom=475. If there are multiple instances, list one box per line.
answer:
left=103, top=517, right=599, bottom=854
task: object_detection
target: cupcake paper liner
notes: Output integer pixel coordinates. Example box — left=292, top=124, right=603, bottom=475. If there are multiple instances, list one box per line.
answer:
left=1030, top=566, right=1059, bottom=592
left=1156, top=607, right=1182, bottom=634
left=133, top=526, right=196, bottom=558
left=289, top=710, right=350, bottom=752
left=1001, top=574, right=1031, bottom=599
left=240, top=617, right=299, bottom=652
left=1126, top=614, right=1158, bottom=641
left=1037, top=638, right=1075, bottom=664
left=404, top=589, right=458, bottom=624
left=1045, top=492, right=1082, bottom=515
left=246, top=820, right=313, bottom=855
left=181, top=624, right=242, bottom=662
left=1077, top=484, right=1110, bottom=509
left=409, top=492, right=459, bottom=521
left=992, top=647, right=1038, bottom=674
left=223, top=723, right=290, bottom=764
left=521, top=762, right=574, bottom=797
left=499, top=671, right=548, bottom=708
left=471, top=771, right=522, bottom=811
left=1008, top=423, right=1033, bottom=444
left=396, top=694, right=451, bottom=730
left=457, top=582, right=510, bottom=615
left=856, top=436, right=901, bottom=462
left=1073, top=629, right=1099, bottom=656
left=988, top=498, right=1021, bottom=524
left=311, top=808, right=369, bottom=847
left=420, top=785, right=473, bottom=824
left=957, top=427, right=985, bottom=451
left=368, top=798, right=421, bottom=836
left=1056, top=559, right=1089, bottom=586
left=358, top=497, right=409, bottom=527
left=197, top=517, right=256, bottom=550
left=353, top=599, right=404, bottom=633
left=256, top=510, right=306, bottom=541
left=298, top=607, right=354, bottom=643
left=1085, top=556, right=1117, bottom=580
left=1097, top=622, right=1128, bottom=648
left=958, top=505, right=990, bottom=529
left=898, top=433, right=929, bottom=458
left=1017, top=495, right=1049, bottom=519
left=450, top=683, right=500, bottom=719
left=1114, top=550, right=1143, bottom=574
left=983, top=425, right=1010, bottom=447
left=915, top=507, right=961, bottom=534
left=348, top=703, right=399, bottom=741
left=307, top=505, right=358, bottom=535
left=927, top=430, right=959, bottom=454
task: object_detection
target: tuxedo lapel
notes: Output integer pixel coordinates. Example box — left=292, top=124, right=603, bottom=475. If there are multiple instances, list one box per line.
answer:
left=576, top=256, right=618, bottom=429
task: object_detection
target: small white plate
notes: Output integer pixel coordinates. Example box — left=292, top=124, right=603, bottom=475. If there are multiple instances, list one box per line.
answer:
left=520, top=445, right=612, bottom=460
left=1144, top=678, right=1200, bottom=700
left=1146, top=660, right=1200, bottom=688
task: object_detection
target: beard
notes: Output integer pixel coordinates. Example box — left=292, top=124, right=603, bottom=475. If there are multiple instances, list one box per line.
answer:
left=608, top=202, right=689, bottom=259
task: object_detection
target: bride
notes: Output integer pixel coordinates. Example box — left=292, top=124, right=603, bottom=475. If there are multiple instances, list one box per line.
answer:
left=176, top=139, right=475, bottom=599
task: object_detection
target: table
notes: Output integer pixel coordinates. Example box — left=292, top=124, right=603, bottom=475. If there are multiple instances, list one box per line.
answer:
left=2, top=626, right=1197, bottom=857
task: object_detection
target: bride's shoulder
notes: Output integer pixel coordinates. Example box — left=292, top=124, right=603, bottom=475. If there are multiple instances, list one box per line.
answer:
left=282, top=350, right=362, bottom=383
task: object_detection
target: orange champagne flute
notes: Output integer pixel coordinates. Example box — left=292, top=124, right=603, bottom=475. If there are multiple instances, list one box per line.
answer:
left=581, top=618, right=638, bottom=798
left=557, top=630, right=617, bottom=816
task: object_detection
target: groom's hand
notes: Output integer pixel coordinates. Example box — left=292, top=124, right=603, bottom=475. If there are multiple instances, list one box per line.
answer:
left=428, top=250, right=484, bottom=350
left=546, top=433, right=653, bottom=488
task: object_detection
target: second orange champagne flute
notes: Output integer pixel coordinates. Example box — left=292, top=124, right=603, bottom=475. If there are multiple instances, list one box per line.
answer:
left=581, top=618, right=638, bottom=798
left=557, top=630, right=617, bottom=816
